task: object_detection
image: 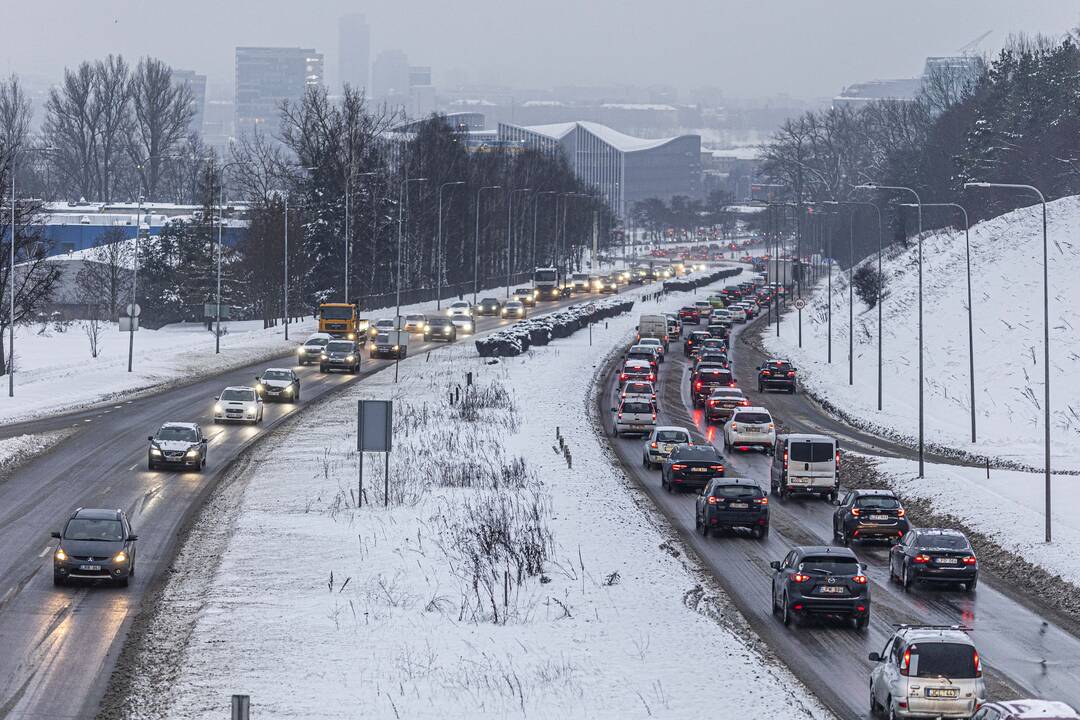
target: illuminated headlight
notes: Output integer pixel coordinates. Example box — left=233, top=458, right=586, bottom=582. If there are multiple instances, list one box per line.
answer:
left=346, top=355, right=355, bottom=362
left=347, top=333, right=356, bottom=340
left=297, top=346, right=304, bottom=355
left=246, top=409, right=256, bottom=418
left=113, top=551, right=127, bottom=564
left=320, top=353, right=328, bottom=359
left=283, top=386, right=293, bottom=395
left=256, top=383, right=264, bottom=392
left=214, top=403, right=223, bottom=414
left=186, top=449, right=199, bottom=457
left=150, top=448, right=162, bottom=456
left=55, top=547, right=68, bottom=561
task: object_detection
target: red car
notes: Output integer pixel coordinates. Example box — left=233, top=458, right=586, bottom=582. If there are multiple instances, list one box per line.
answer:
left=678, top=306, right=701, bottom=324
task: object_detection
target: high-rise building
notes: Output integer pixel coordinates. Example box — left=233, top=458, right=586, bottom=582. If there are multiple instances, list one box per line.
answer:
left=235, top=47, right=324, bottom=136
left=172, top=69, right=207, bottom=135
left=372, top=49, right=409, bottom=102
left=338, top=14, right=370, bottom=93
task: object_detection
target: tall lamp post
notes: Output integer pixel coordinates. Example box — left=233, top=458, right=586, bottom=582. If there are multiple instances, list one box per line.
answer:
left=473, top=185, right=500, bottom=304
left=396, top=177, right=427, bottom=381
left=534, top=191, right=557, bottom=273
left=507, top=188, right=531, bottom=296
left=436, top=180, right=465, bottom=310
left=965, top=181, right=1050, bottom=542
left=857, top=183, right=923, bottom=476
left=128, top=197, right=146, bottom=372
left=7, top=163, right=14, bottom=395
left=213, top=161, right=246, bottom=354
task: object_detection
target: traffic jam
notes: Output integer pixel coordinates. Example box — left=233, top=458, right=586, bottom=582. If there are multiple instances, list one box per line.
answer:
left=605, top=269, right=1011, bottom=720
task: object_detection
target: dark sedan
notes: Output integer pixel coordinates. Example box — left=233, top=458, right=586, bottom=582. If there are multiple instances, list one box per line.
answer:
left=256, top=368, right=300, bottom=402
left=684, top=330, right=710, bottom=357
left=695, top=477, right=768, bottom=538
left=758, top=359, right=797, bottom=393
left=476, top=297, right=502, bottom=316
left=147, top=422, right=207, bottom=471
left=889, top=528, right=979, bottom=592
left=424, top=317, right=457, bottom=342
left=662, top=445, right=725, bottom=493
left=832, top=489, right=910, bottom=545
left=770, top=546, right=869, bottom=630
left=52, top=508, right=137, bottom=587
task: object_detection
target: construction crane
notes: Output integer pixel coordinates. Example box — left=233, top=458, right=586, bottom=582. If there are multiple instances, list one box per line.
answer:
left=957, top=30, right=992, bottom=56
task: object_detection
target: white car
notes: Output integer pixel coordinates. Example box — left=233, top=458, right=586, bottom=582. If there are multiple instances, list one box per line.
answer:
left=638, top=336, right=666, bottom=361
left=373, top=317, right=400, bottom=334
left=448, top=301, right=473, bottom=317
left=403, top=314, right=427, bottom=333
left=297, top=333, right=332, bottom=366
left=729, top=306, right=748, bottom=323
left=255, top=367, right=300, bottom=403
left=213, top=386, right=263, bottom=424
left=448, top=302, right=475, bottom=333
left=612, top=397, right=656, bottom=437
left=620, top=380, right=656, bottom=403
left=642, top=426, right=693, bottom=469
left=723, top=406, right=775, bottom=453
left=712, top=309, right=733, bottom=324
left=870, top=625, right=986, bottom=719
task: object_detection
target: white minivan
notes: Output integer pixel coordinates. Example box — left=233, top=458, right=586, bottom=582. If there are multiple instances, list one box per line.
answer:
left=771, top=433, right=839, bottom=501
left=612, top=398, right=657, bottom=437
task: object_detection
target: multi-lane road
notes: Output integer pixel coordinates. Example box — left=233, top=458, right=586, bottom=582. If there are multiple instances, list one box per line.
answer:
left=603, top=279, right=1080, bottom=719
left=0, top=284, right=639, bottom=720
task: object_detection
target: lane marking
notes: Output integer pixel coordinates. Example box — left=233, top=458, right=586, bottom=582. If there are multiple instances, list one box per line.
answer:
left=39, top=545, right=52, bottom=558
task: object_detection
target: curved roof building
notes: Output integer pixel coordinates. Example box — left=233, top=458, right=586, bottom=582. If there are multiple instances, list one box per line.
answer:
left=497, top=121, right=700, bottom=217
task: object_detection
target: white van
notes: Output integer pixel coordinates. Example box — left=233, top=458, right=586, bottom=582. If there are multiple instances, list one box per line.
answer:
left=770, top=433, right=839, bottom=501
left=637, top=314, right=670, bottom=348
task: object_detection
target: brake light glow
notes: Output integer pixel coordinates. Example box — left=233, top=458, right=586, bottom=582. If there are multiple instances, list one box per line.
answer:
left=792, top=573, right=810, bottom=583
left=851, top=507, right=861, bottom=517
left=651, top=413, right=657, bottom=421
left=707, top=496, right=719, bottom=505
left=974, top=650, right=982, bottom=677
left=787, top=371, right=795, bottom=377
left=852, top=575, right=868, bottom=584
left=650, top=442, right=658, bottom=448
left=962, top=556, right=977, bottom=565
left=783, top=450, right=788, bottom=469
left=671, top=464, right=686, bottom=470
left=620, top=373, right=628, bottom=381
left=897, top=508, right=906, bottom=518
left=901, top=648, right=911, bottom=674
left=710, top=464, right=724, bottom=472
left=729, top=381, right=737, bottom=387
left=709, top=399, right=717, bottom=406
left=694, top=381, right=702, bottom=390
left=913, top=554, right=931, bottom=564
left=835, top=450, right=841, bottom=468
left=754, top=497, right=769, bottom=505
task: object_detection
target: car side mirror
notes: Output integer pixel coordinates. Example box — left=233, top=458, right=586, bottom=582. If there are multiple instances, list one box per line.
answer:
left=868, top=652, right=881, bottom=663
left=769, top=561, right=780, bottom=570
left=254, top=375, right=260, bottom=380
left=610, top=407, right=616, bottom=413
left=128, top=534, right=139, bottom=542
left=147, top=436, right=154, bottom=442
left=201, top=439, right=208, bottom=445
left=51, top=531, right=61, bottom=539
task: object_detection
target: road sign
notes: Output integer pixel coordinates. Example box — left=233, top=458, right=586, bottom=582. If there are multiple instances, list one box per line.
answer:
left=119, top=317, right=139, bottom=332
left=794, top=297, right=807, bottom=310
left=358, top=400, right=392, bottom=452
left=125, top=303, right=141, bottom=317
left=204, top=303, right=232, bottom=319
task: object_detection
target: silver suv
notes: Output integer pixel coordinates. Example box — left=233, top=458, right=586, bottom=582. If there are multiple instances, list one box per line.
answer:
left=869, top=625, right=986, bottom=718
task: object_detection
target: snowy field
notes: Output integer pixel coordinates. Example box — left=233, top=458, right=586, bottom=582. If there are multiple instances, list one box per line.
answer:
left=765, top=195, right=1080, bottom=469
left=118, top=277, right=832, bottom=720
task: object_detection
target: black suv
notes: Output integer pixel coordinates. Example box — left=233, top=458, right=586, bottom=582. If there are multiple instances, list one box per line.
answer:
left=662, top=445, right=725, bottom=493
left=476, top=297, right=502, bottom=316
left=320, top=339, right=361, bottom=373
left=832, top=489, right=910, bottom=545
left=684, top=330, right=710, bottom=357
left=889, top=528, right=979, bottom=592
left=424, top=317, right=457, bottom=342
left=758, top=359, right=797, bottom=393
left=52, top=508, right=137, bottom=587
left=695, top=477, right=769, bottom=538
left=770, top=546, right=869, bottom=630
left=691, top=367, right=734, bottom=407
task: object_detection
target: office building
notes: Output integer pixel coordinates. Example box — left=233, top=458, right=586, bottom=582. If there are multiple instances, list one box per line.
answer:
left=172, top=69, right=207, bottom=135
left=372, top=49, right=409, bottom=102
left=338, top=14, right=370, bottom=93
left=235, top=47, right=324, bottom=136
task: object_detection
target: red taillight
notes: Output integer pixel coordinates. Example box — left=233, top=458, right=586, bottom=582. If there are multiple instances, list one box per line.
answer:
left=783, top=450, right=788, bottom=469
left=962, top=555, right=977, bottom=565
left=710, top=464, right=724, bottom=472
left=707, top=496, right=719, bottom=505
left=741, top=399, right=750, bottom=405
left=694, top=381, right=702, bottom=390
left=620, top=373, right=628, bottom=381
left=755, top=497, right=769, bottom=505
left=852, top=575, right=868, bottom=584
left=651, top=413, right=657, bottom=421
left=974, top=650, right=982, bottom=677
left=901, top=648, right=911, bottom=675
left=648, top=374, right=655, bottom=382
left=708, top=399, right=717, bottom=406
left=913, top=554, right=930, bottom=564
left=792, top=573, right=810, bottom=583
left=851, top=507, right=861, bottom=517
left=650, top=441, right=658, bottom=448
left=671, top=463, right=687, bottom=470
left=897, top=508, right=906, bottom=518
left=835, top=450, right=841, bottom=468
left=762, top=370, right=771, bottom=376
left=787, top=371, right=795, bottom=377
left=729, top=381, right=737, bottom=387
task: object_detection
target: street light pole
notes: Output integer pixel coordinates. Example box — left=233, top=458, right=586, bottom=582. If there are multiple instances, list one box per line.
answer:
left=283, top=192, right=290, bottom=341
left=395, top=177, right=427, bottom=382
left=436, top=181, right=465, bottom=311
left=474, top=185, right=500, bottom=305
left=128, top=197, right=145, bottom=372
left=8, top=168, right=13, bottom=396
left=857, top=183, right=923, bottom=475
left=965, top=181, right=1049, bottom=541
left=507, top=188, right=531, bottom=296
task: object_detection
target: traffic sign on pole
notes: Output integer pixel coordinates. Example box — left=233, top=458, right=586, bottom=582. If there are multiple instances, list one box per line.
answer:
left=794, top=297, right=807, bottom=310
left=125, top=303, right=141, bottom=317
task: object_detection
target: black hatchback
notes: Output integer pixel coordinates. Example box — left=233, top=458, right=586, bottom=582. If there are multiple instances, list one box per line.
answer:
left=476, top=297, right=502, bottom=316
left=695, top=478, right=769, bottom=538
left=662, top=445, right=725, bottom=493
left=685, top=330, right=710, bottom=357
left=832, top=489, right=910, bottom=545
left=52, top=508, right=137, bottom=587
left=889, top=528, right=979, bottom=592
left=770, top=546, right=869, bottom=629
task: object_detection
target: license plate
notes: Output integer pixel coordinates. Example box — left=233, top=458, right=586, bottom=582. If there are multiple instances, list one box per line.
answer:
left=79, top=564, right=101, bottom=571
left=788, top=477, right=810, bottom=484
left=868, top=514, right=889, bottom=521
left=729, top=502, right=749, bottom=509
left=925, top=688, right=959, bottom=699
left=936, top=557, right=959, bottom=565
left=692, top=467, right=708, bottom=472
left=817, top=586, right=846, bottom=595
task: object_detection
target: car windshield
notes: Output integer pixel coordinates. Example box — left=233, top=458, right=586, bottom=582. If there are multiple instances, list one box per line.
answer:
left=622, top=402, right=652, bottom=414
left=320, top=307, right=353, bottom=320
left=712, top=485, right=764, bottom=499
left=156, top=426, right=196, bottom=442
left=790, top=441, right=834, bottom=463
left=908, top=642, right=978, bottom=679
left=304, top=337, right=330, bottom=347
left=655, top=430, right=688, bottom=443
left=65, top=518, right=124, bottom=542
left=733, top=412, right=771, bottom=424
left=221, top=389, right=255, bottom=402
left=799, top=556, right=859, bottom=574
left=855, top=496, right=901, bottom=509
left=429, top=318, right=450, bottom=326
left=326, top=342, right=354, bottom=353
left=917, top=535, right=970, bottom=551
left=481, top=298, right=498, bottom=305
left=262, top=370, right=291, bottom=381
left=376, top=319, right=395, bottom=327
left=535, top=269, right=557, bottom=282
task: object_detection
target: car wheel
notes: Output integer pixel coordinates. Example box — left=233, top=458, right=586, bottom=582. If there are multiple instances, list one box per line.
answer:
left=888, top=698, right=898, bottom=720
left=792, top=385, right=798, bottom=395
left=781, top=593, right=792, bottom=627
left=902, top=563, right=912, bottom=591
left=117, top=575, right=129, bottom=588
left=869, top=686, right=880, bottom=716
left=319, top=365, right=326, bottom=372
left=771, top=586, right=780, bottom=616
left=694, top=511, right=700, bottom=529
left=855, top=614, right=869, bottom=632
left=148, top=460, right=155, bottom=471
left=966, top=576, right=978, bottom=592
left=842, top=529, right=850, bottom=547
left=758, top=384, right=764, bottom=393
left=53, top=574, right=64, bottom=587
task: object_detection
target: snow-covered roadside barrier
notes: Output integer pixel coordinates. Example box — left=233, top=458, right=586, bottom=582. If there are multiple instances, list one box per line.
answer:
left=112, top=280, right=831, bottom=720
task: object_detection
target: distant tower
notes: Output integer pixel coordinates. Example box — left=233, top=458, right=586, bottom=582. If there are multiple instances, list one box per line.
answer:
left=372, top=49, right=410, bottom=105
left=338, top=13, right=370, bottom=94
left=235, top=47, right=324, bottom=137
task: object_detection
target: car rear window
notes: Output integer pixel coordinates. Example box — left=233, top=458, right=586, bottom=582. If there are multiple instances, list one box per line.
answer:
left=624, top=383, right=652, bottom=394
left=711, top=484, right=764, bottom=499
left=916, top=534, right=970, bottom=551
left=790, top=441, right=834, bottom=463
left=622, top=402, right=652, bottom=414
left=698, top=370, right=731, bottom=382
left=733, top=412, right=771, bottom=424
left=908, top=643, right=978, bottom=679
left=655, top=430, right=688, bottom=443
left=855, top=496, right=901, bottom=509
left=800, top=556, right=859, bottom=573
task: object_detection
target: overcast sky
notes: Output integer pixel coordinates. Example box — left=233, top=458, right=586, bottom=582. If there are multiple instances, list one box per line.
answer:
left=4, top=1, right=1077, bottom=99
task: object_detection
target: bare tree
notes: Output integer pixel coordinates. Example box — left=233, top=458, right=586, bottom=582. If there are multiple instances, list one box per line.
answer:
left=0, top=75, right=32, bottom=174
left=93, top=55, right=132, bottom=202
left=44, top=62, right=101, bottom=200
left=75, top=227, right=132, bottom=322
left=128, top=57, right=195, bottom=200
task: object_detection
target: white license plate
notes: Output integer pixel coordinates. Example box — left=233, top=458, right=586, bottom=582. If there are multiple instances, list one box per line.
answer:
left=79, top=564, right=101, bottom=571
left=936, top=557, right=959, bottom=565
left=817, top=586, right=846, bottom=595
left=868, top=514, right=889, bottom=521
left=692, top=467, right=708, bottom=472
left=925, top=687, right=960, bottom=699
left=728, top=502, right=749, bottom=509
left=788, top=477, right=810, bottom=484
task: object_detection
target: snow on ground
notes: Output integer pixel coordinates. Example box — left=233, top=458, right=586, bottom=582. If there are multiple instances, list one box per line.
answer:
left=765, top=195, right=1080, bottom=469
left=0, top=431, right=68, bottom=472
left=869, top=454, right=1080, bottom=587
left=124, top=275, right=832, bottom=720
